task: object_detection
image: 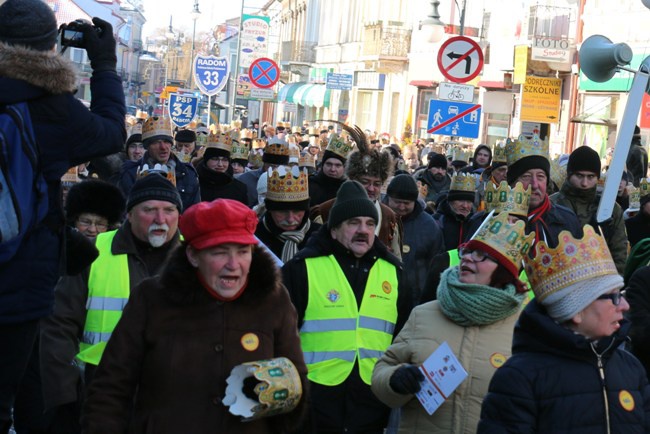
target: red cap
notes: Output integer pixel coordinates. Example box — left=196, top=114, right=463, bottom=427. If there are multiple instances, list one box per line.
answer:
left=180, top=199, right=259, bottom=250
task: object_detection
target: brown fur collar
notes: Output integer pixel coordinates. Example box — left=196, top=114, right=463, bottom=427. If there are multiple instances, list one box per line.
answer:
left=0, top=42, right=78, bottom=94
left=158, top=243, right=283, bottom=305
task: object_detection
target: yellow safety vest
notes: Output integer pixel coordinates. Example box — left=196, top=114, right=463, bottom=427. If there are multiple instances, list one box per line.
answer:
left=301, top=255, right=398, bottom=386
left=77, top=230, right=130, bottom=365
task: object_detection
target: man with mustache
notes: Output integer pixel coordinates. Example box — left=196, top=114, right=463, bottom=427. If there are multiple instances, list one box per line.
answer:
left=255, top=166, right=320, bottom=263
left=282, top=180, right=410, bottom=434
left=40, top=174, right=182, bottom=430
left=505, top=134, right=580, bottom=247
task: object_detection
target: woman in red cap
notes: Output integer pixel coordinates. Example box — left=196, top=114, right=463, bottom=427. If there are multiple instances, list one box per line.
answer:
left=82, top=199, right=307, bottom=433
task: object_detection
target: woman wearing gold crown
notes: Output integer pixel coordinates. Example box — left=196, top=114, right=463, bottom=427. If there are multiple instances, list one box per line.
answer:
left=371, top=212, right=532, bottom=433
left=478, top=226, right=650, bottom=433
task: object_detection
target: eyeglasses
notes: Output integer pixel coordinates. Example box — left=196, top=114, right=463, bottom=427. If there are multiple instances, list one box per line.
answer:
left=459, top=248, right=496, bottom=263
left=596, top=291, right=626, bottom=306
left=77, top=218, right=108, bottom=231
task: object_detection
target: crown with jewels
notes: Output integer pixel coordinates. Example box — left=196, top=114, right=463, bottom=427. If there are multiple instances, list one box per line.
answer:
left=288, top=143, right=301, bottom=164
left=450, top=173, right=476, bottom=193
left=241, top=129, right=254, bottom=140
left=207, top=132, right=232, bottom=153
left=628, top=185, right=641, bottom=211
left=505, top=134, right=549, bottom=167
left=466, top=211, right=534, bottom=277
left=142, top=116, right=172, bottom=142
left=128, top=122, right=143, bottom=137
left=265, top=138, right=291, bottom=157
left=265, top=165, right=309, bottom=203
left=549, top=156, right=567, bottom=189
left=325, top=133, right=354, bottom=159
left=485, top=181, right=531, bottom=217
left=252, top=138, right=266, bottom=150
left=298, top=152, right=316, bottom=168
left=248, top=150, right=264, bottom=168
left=136, top=163, right=176, bottom=186
left=524, top=225, right=618, bottom=302
left=231, top=141, right=250, bottom=161
left=492, top=142, right=507, bottom=163
left=640, top=178, right=650, bottom=198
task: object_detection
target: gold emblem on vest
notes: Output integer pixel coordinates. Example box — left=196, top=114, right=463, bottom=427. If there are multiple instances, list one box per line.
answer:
left=489, top=352, right=507, bottom=368
left=619, top=390, right=635, bottom=412
left=381, top=281, right=392, bottom=294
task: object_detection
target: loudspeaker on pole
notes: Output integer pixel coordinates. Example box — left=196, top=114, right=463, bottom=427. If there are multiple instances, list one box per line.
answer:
left=579, top=35, right=633, bottom=83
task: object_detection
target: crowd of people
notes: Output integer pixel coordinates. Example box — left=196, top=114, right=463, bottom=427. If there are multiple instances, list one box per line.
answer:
left=3, top=1, right=650, bottom=433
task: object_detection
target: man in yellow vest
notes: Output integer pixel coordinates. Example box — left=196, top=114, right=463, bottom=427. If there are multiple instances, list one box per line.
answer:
left=282, top=180, right=410, bottom=434
left=39, top=174, right=182, bottom=429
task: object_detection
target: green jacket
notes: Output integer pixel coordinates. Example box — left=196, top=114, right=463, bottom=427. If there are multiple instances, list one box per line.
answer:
left=550, top=182, right=628, bottom=274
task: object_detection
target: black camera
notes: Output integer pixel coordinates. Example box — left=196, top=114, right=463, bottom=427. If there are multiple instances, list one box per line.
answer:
left=59, top=19, right=102, bottom=49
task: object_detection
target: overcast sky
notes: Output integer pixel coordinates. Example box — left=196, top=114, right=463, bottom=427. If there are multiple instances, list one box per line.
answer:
left=141, top=0, right=270, bottom=39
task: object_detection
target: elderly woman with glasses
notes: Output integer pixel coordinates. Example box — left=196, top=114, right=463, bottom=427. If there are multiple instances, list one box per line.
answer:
left=478, top=225, right=650, bottom=433
left=371, top=211, right=532, bottom=433
left=65, top=179, right=125, bottom=239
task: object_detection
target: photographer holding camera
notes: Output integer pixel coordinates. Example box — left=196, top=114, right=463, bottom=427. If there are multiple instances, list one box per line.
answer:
left=0, top=0, right=126, bottom=432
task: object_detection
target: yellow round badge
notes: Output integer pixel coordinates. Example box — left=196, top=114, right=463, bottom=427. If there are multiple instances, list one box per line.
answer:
left=489, top=352, right=507, bottom=368
left=241, top=333, right=259, bottom=352
left=619, top=390, right=635, bottom=412
left=402, top=244, right=411, bottom=254
left=382, top=281, right=392, bottom=294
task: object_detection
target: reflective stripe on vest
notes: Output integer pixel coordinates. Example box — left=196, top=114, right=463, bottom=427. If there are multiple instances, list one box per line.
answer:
left=448, top=249, right=459, bottom=267
left=301, top=255, right=398, bottom=386
left=77, top=230, right=130, bottom=365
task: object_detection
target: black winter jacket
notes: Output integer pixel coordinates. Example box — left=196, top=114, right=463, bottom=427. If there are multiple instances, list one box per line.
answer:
left=196, top=161, right=248, bottom=205
left=433, top=197, right=473, bottom=250
left=478, top=300, right=650, bottom=433
left=308, top=170, right=345, bottom=207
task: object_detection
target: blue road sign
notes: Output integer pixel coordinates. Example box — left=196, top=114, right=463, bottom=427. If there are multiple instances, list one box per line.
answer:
left=168, top=93, right=199, bottom=128
left=194, top=55, right=230, bottom=96
left=427, top=99, right=481, bottom=138
left=326, top=72, right=354, bottom=90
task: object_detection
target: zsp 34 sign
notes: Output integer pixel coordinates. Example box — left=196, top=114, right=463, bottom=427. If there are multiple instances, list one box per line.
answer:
left=168, top=93, right=198, bottom=128
left=194, top=55, right=230, bottom=96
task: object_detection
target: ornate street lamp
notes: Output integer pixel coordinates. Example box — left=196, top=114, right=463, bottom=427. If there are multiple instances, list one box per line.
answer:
left=419, top=1, right=445, bottom=43
left=189, top=0, right=201, bottom=88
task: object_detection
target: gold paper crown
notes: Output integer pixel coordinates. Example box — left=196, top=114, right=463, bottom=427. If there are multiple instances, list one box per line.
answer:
left=325, top=133, right=353, bottom=159
left=468, top=211, right=534, bottom=276
left=308, top=127, right=318, bottom=136
left=628, top=185, right=641, bottom=210
left=249, top=150, right=263, bottom=168
left=128, top=123, right=142, bottom=137
left=550, top=156, right=567, bottom=189
left=223, top=357, right=302, bottom=421
left=252, top=138, right=266, bottom=150
left=640, top=178, right=650, bottom=198
left=231, top=141, right=250, bottom=161
left=288, top=143, right=301, bottom=163
left=241, top=129, right=254, bottom=140
left=485, top=181, right=531, bottom=217
left=265, top=140, right=290, bottom=157
left=298, top=152, right=316, bottom=168
left=230, top=120, right=242, bottom=130
left=291, top=126, right=301, bottom=134
left=266, top=166, right=309, bottom=202
left=229, top=129, right=241, bottom=143
left=450, top=173, right=476, bottom=193
left=142, top=116, right=172, bottom=142
left=524, top=225, right=618, bottom=302
left=136, top=163, right=176, bottom=186
left=505, top=134, right=549, bottom=167
left=207, top=132, right=233, bottom=153
left=492, top=143, right=507, bottom=163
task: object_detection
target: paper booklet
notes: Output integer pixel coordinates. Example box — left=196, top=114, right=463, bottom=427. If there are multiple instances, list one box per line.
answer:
left=414, top=341, right=468, bottom=415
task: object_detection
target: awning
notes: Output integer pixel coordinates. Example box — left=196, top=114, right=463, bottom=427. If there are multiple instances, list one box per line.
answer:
left=409, top=80, right=438, bottom=88
left=277, top=82, right=331, bottom=108
left=478, top=80, right=508, bottom=89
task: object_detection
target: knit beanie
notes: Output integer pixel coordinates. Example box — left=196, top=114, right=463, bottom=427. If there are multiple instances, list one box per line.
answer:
left=387, top=174, right=418, bottom=202
left=428, top=153, right=448, bottom=170
left=567, top=146, right=601, bottom=177
left=0, top=0, right=58, bottom=51
left=328, top=181, right=379, bottom=229
left=126, top=174, right=182, bottom=212
left=175, top=129, right=197, bottom=143
left=322, top=149, right=346, bottom=165
left=506, top=155, right=551, bottom=185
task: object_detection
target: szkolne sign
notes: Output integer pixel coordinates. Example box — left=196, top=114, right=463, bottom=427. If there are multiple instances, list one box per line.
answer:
left=520, top=76, right=562, bottom=123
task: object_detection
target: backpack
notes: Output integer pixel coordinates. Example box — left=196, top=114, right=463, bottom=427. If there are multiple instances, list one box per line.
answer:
left=0, top=102, right=49, bottom=262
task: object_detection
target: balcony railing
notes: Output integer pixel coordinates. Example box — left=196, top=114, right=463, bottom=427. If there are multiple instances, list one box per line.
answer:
left=280, top=40, right=317, bottom=64
left=527, top=5, right=573, bottom=40
left=363, top=21, right=411, bottom=59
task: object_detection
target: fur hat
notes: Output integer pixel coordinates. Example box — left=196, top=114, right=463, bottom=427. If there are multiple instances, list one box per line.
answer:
left=66, top=180, right=126, bottom=226
left=0, top=0, right=58, bottom=51
left=175, top=129, right=197, bottom=143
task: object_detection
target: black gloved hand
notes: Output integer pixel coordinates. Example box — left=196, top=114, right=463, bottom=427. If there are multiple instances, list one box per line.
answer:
left=84, top=17, right=117, bottom=73
left=242, top=376, right=260, bottom=401
left=389, top=364, right=424, bottom=395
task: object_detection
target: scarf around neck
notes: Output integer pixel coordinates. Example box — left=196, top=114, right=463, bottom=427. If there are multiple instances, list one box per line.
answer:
left=264, top=217, right=311, bottom=263
left=437, top=267, right=524, bottom=326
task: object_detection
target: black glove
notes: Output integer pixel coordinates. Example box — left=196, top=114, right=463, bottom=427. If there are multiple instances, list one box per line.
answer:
left=242, top=376, right=260, bottom=401
left=389, top=364, right=424, bottom=395
left=85, top=17, right=117, bottom=73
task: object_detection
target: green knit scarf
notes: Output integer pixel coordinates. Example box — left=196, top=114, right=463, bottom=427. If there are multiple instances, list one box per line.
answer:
left=437, top=267, right=525, bottom=326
